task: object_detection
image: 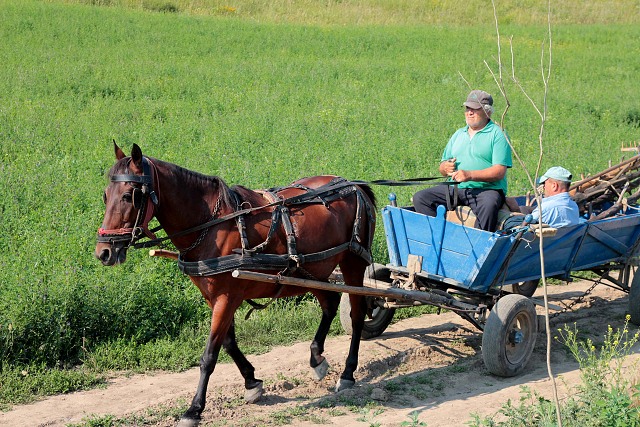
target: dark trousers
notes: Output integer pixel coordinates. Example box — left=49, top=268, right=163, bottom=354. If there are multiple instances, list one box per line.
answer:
left=413, top=185, right=505, bottom=232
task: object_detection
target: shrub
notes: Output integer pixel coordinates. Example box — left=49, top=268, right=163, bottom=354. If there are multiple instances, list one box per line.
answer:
left=469, top=317, right=640, bottom=426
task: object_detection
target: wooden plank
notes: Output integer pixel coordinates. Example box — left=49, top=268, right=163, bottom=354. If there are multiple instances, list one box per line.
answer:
left=231, top=269, right=478, bottom=310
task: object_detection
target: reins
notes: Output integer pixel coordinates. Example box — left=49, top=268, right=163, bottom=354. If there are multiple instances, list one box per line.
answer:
left=134, top=177, right=452, bottom=250
left=98, top=158, right=454, bottom=252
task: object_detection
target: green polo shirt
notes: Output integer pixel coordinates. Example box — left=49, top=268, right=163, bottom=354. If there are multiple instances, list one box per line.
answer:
left=441, top=120, right=512, bottom=193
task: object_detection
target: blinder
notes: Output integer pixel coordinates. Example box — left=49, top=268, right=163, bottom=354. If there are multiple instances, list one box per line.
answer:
left=109, top=158, right=158, bottom=209
left=132, top=187, right=143, bottom=210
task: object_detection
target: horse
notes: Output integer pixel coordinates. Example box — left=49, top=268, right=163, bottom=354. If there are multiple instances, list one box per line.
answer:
left=95, top=142, right=377, bottom=426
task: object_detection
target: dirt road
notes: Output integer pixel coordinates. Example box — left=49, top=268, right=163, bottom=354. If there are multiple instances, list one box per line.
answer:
left=2, top=280, right=638, bottom=427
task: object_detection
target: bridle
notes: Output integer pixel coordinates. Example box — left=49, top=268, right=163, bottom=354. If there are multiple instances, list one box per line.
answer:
left=97, top=157, right=159, bottom=248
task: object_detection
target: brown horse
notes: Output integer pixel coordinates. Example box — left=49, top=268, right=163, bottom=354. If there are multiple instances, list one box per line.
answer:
left=95, top=142, right=376, bottom=426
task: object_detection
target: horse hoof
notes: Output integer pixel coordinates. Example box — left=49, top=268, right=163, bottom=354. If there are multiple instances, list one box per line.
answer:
left=245, top=382, right=264, bottom=404
left=176, top=417, right=200, bottom=427
left=335, top=378, right=355, bottom=392
left=312, top=358, right=329, bottom=380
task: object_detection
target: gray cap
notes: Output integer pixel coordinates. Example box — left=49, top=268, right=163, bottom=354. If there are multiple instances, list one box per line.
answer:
left=538, top=166, right=573, bottom=184
left=463, top=90, right=493, bottom=109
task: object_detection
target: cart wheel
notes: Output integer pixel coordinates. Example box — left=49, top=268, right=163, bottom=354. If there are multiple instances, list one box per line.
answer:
left=339, top=264, right=396, bottom=339
left=630, top=272, right=640, bottom=326
left=482, top=294, right=538, bottom=377
left=511, top=280, right=539, bottom=297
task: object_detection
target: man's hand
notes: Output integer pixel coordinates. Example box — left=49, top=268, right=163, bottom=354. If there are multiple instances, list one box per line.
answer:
left=439, top=157, right=457, bottom=176
left=450, top=169, right=473, bottom=182
left=449, top=164, right=507, bottom=183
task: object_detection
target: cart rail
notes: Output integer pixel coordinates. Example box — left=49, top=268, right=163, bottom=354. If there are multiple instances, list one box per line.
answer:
left=382, top=204, right=640, bottom=293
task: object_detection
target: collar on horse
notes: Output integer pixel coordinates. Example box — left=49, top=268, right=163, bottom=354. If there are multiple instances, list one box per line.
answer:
left=97, top=157, right=159, bottom=247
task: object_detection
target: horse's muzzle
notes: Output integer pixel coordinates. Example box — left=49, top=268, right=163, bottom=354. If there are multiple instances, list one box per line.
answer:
left=95, top=244, right=128, bottom=266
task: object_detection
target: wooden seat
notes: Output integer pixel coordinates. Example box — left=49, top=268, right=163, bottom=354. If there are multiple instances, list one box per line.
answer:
left=445, top=204, right=521, bottom=230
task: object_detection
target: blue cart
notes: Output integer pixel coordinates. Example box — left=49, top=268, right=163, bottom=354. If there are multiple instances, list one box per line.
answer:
left=339, top=200, right=640, bottom=377
left=234, top=194, right=640, bottom=377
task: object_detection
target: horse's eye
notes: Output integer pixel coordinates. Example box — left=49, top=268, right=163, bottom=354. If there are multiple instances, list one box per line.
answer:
left=122, top=193, right=133, bottom=203
left=102, top=192, right=107, bottom=205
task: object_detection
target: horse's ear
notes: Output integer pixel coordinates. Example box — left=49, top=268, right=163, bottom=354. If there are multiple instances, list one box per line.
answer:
left=113, top=139, right=126, bottom=160
left=130, top=144, right=143, bottom=173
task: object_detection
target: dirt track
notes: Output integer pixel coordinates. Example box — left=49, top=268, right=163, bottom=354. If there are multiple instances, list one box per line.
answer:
left=2, top=280, right=639, bottom=427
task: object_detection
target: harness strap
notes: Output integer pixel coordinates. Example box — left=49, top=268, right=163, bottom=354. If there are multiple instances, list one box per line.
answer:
left=178, top=179, right=375, bottom=277
left=178, top=240, right=369, bottom=277
left=245, top=206, right=282, bottom=255
left=244, top=283, right=286, bottom=320
left=280, top=206, right=298, bottom=265
left=233, top=191, right=250, bottom=252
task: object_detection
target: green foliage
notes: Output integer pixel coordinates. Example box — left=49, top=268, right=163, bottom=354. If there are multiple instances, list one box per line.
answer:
left=45, top=0, right=640, bottom=26
left=401, top=410, right=428, bottom=426
left=1, top=0, right=640, bottom=406
left=469, top=319, right=640, bottom=426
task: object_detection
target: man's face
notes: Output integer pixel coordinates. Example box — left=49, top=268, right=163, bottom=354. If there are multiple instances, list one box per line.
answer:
left=465, top=106, right=490, bottom=128
left=540, top=178, right=564, bottom=196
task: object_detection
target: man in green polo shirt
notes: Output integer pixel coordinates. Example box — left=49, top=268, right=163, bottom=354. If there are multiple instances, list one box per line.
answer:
left=413, top=89, right=512, bottom=231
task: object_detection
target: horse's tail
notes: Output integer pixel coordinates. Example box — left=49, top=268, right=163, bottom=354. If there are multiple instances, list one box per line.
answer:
left=353, top=182, right=377, bottom=257
left=356, top=183, right=377, bottom=212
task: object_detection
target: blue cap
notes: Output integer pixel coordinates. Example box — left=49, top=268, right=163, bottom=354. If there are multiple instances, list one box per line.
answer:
left=538, top=166, right=573, bottom=184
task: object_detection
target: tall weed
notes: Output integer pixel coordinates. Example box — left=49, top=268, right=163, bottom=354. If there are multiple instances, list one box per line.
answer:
left=469, top=318, right=640, bottom=426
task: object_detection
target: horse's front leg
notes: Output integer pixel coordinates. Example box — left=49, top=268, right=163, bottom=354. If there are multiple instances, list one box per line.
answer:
left=309, top=291, right=341, bottom=381
left=179, top=298, right=239, bottom=427
left=223, top=319, right=264, bottom=403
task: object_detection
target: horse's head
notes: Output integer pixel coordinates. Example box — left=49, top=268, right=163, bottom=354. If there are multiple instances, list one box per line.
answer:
left=95, top=142, right=158, bottom=266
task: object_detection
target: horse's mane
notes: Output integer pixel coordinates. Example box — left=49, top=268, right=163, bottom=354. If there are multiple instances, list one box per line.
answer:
left=161, top=160, right=235, bottom=210
left=110, top=157, right=235, bottom=211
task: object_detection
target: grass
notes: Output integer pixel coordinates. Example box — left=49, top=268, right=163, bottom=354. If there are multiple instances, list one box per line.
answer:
left=1, top=0, right=640, bottom=410
left=469, top=318, right=640, bottom=426
left=44, top=0, right=640, bottom=26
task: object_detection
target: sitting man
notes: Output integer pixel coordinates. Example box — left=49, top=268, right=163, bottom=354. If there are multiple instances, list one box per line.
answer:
left=413, top=89, right=512, bottom=232
left=527, top=166, right=580, bottom=227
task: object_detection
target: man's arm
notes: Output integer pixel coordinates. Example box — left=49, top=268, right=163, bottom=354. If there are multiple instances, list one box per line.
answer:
left=450, top=164, right=507, bottom=183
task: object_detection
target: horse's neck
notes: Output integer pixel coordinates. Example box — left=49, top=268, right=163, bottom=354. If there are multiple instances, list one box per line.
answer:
left=231, top=185, right=272, bottom=208
left=155, top=161, right=226, bottom=232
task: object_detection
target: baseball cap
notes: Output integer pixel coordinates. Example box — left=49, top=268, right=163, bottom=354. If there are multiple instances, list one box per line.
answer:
left=463, top=90, right=493, bottom=109
left=538, top=166, right=573, bottom=184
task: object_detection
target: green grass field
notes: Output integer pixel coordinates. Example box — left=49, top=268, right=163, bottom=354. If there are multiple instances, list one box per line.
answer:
left=1, top=0, right=639, bottom=407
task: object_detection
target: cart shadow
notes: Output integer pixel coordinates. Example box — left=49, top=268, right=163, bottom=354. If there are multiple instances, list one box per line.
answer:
left=312, top=295, right=631, bottom=415
left=252, top=293, right=632, bottom=417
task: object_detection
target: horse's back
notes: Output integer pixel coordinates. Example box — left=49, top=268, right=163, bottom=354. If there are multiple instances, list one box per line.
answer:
left=233, top=175, right=375, bottom=256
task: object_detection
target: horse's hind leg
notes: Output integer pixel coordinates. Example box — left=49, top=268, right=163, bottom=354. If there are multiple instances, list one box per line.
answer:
left=309, top=290, right=341, bottom=381
left=335, top=257, right=368, bottom=391
left=223, top=319, right=264, bottom=403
